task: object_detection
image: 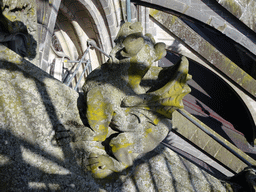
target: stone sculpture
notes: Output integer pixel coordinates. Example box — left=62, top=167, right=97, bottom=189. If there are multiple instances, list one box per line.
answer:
left=0, top=0, right=37, bottom=59
left=0, top=0, right=254, bottom=190
left=0, top=32, right=28, bottom=57
left=80, top=22, right=192, bottom=178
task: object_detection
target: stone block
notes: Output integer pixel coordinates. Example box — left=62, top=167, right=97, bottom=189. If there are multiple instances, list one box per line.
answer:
left=223, top=26, right=243, bottom=44
left=103, top=5, right=112, bottom=16
left=219, top=0, right=243, bottom=18
left=203, top=140, right=222, bottom=157
left=165, top=0, right=187, bottom=13
left=214, top=147, right=234, bottom=167
left=179, top=0, right=191, bottom=5
left=41, top=59, right=49, bottom=72
left=84, top=3, right=93, bottom=14
left=109, top=25, right=117, bottom=36
left=190, top=129, right=211, bottom=150
left=227, top=157, right=247, bottom=173
left=173, top=112, right=198, bottom=139
left=238, top=0, right=251, bottom=7
left=100, top=0, right=109, bottom=8
left=106, top=13, right=115, bottom=27
left=209, top=16, right=227, bottom=31
left=245, top=78, right=256, bottom=97
left=240, top=36, right=256, bottom=55
left=183, top=6, right=210, bottom=23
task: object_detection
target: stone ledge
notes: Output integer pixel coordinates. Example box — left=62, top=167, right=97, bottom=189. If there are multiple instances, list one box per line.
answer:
left=173, top=109, right=256, bottom=173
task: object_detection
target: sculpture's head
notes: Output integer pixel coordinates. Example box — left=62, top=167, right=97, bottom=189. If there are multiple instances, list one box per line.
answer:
left=111, top=22, right=166, bottom=65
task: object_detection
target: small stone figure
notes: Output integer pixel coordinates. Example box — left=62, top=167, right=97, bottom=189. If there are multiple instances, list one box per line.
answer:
left=0, top=32, right=28, bottom=57
left=81, top=22, right=192, bottom=178
left=0, top=8, right=36, bottom=59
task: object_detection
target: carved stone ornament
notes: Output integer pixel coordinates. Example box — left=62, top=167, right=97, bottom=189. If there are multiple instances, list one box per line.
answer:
left=0, top=0, right=37, bottom=60
left=70, top=22, right=192, bottom=179
left=0, top=0, right=255, bottom=190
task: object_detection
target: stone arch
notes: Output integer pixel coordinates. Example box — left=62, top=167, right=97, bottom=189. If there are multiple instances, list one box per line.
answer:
left=54, top=5, right=81, bottom=59
left=47, top=0, right=115, bottom=91
left=77, top=0, right=112, bottom=56
left=98, top=0, right=120, bottom=43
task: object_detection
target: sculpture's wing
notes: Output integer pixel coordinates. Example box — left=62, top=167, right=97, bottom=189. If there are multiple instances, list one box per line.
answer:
left=122, top=56, right=191, bottom=119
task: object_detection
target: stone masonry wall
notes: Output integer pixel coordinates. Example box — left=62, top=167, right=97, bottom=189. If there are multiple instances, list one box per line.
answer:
left=218, top=0, right=256, bottom=32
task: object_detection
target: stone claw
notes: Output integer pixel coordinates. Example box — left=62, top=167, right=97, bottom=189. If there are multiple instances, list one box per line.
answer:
left=88, top=153, right=118, bottom=179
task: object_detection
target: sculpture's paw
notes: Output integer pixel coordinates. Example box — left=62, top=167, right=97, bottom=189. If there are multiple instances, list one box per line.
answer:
left=53, top=124, right=73, bottom=146
left=53, top=123, right=96, bottom=146
left=88, top=153, right=118, bottom=179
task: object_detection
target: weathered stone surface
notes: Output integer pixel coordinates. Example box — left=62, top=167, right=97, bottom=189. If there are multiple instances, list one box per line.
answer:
left=0, top=45, right=89, bottom=191
left=172, top=110, right=256, bottom=174
left=218, top=0, right=256, bottom=32
left=0, top=0, right=254, bottom=190
left=219, top=0, right=243, bottom=18
left=0, top=0, right=38, bottom=64
left=150, top=9, right=256, bottom=99
left=0, top=28, right=234, bottom=192
left=81, top=22, right=193, bottom=178
left=133, top=0, right=256, bottom=57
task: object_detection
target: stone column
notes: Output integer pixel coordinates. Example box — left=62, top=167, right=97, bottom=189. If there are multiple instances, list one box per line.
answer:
left=37, top=0, right=61, bottom=71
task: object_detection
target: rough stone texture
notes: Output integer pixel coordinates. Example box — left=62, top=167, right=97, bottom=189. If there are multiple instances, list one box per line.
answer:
left=0, top=46, right=236, bottom=191
left=219, top=0, right=243, bottom=18
left=0, top=0, right=38, bottom=64
left=81, top=22, right=193, bottom=179
left=132, top=0, right=256, bottom=59
left=218, top=0, right=256, bottom=32
left=0, top=45, right=87, bottom=191
left=0, top=0, right=254, bottom=190
left=150, top=9, right=256, bottom=99
left=172, top=110, right=256, bottom=174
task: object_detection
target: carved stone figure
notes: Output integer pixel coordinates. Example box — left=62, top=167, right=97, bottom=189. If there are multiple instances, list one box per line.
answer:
left=0, top=0, right=37, bottom=59
left=0, top=32, right=28, bottom=57
left=80, top=22, right=192, bottom=178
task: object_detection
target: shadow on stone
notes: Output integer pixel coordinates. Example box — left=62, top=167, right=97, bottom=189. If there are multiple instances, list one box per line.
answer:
left=0, top=3, right=37, bottom=59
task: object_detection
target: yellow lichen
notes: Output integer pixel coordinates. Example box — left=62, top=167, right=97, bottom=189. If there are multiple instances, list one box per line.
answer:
left=153, top=117, right=160, bottom=125
left=217, top=23, right=227, bottom=31
left=144, top=128, right=153, bottom=138
left=221, top=0, right=242, bottom=18
left=170, top=15, right=178, bottom=26
left=111, top=142, right=133, bottom=153
left=149, top=9, right=159, bottom=17
left=228, top=61, right=237, bottom=74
